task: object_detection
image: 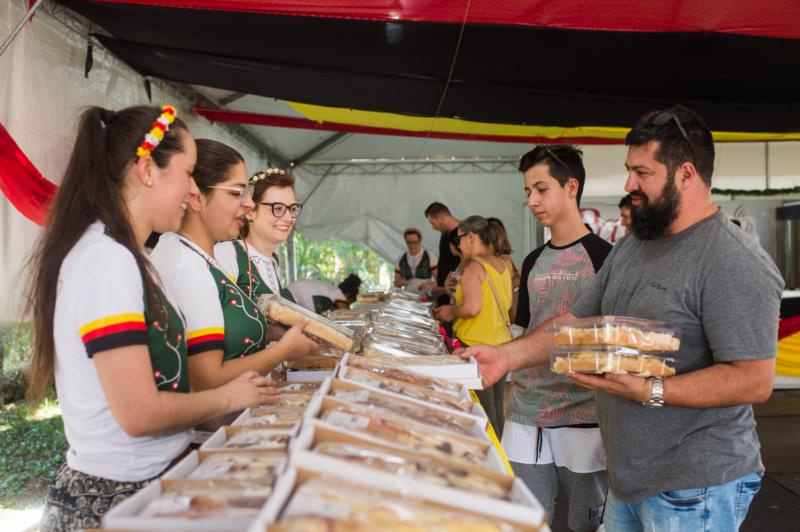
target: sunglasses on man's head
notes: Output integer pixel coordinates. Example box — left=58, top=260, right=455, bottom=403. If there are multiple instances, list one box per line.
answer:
left=650, top=111, right=696, bottom=162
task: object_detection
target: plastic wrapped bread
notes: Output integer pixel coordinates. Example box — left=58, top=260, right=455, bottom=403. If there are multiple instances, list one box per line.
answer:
left=187, top=452, right=285, bottom=482
left=258, top=295, right=355, bottom=351
left=237, top=406, right=308, bottom=427
left=320, top=402, right=489, bottom=467
left=285, top=351, right=343, bottom=370
left=329, top=383, right=475, bottom=436
left=347, top=356, right=464, bottom=396
left=552, top=316, right=679, bottom=351
left=223, top=428, right=293, bottom=450
left=551, top=348, right=677, bottom=377
left=314, top=442, right=509, bottom=499
left=342, top=366, right=473, bottom=413
left=277, top=382, right=321, bottom=393
left=272, top=478, right=524, bottom=531
left=140, top=479, right=271, bottom=519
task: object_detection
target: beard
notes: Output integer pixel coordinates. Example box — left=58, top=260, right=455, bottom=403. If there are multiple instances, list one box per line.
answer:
left=629, top=174, right=681, bottom=240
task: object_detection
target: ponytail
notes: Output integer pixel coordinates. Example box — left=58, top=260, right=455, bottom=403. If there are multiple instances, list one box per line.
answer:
left=26, top=105, right=188, bottom=403
left=487, top=217, right=513, bottom=256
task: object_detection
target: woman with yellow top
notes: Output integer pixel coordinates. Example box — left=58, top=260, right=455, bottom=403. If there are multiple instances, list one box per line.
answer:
left=435, top=215, right=513, bottom=437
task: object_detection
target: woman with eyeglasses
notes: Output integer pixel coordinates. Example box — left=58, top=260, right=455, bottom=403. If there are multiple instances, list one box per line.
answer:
left=28, top=108, right=277, bottom=531
left=434, top=215, right=513, bottom=437
left=151, top=140, right=318, bottom=393
left=215, top=168, right=301, bottom=305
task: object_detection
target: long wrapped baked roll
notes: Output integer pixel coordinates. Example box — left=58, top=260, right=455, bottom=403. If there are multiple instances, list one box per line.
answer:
left=258, top=295, right=355, bottom=351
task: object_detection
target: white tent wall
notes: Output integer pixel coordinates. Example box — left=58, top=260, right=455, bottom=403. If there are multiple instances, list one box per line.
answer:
left=293, top=169, right=531, bottom=268
left=295, top=143, right=800, bottom=270
left=0, top=0, right=267, bottom=325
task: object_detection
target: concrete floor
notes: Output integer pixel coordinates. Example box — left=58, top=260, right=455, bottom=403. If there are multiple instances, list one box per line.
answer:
left=549, top=390, right=800, bottom=531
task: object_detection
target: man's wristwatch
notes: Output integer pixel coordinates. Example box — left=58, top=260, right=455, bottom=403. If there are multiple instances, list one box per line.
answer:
left=643, top=376, right=665, bottom=407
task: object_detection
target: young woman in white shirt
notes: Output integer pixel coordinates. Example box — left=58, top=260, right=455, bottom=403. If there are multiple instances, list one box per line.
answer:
left=216, top=169, right=299, bottom=296
left=27, top=106, right=277, bottom=531
left=151, top=140, right=317, bottom=392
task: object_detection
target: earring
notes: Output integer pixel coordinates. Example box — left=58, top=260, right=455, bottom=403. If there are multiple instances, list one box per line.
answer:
left=146, top=181, right=153, bottom=187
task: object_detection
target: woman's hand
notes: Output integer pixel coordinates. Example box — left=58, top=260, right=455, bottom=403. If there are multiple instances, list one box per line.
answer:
left=444, top=272, right=459, bottom=294
left=434, top=304, right=457, bottom=322
left=218, top=370, right=280, bottom=412
left=277, top=319, right=321, bottom=361
left=418, top=281, right=438, bottom=291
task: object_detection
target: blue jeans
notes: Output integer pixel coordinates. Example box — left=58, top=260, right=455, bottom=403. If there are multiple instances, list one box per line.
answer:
left=603, top=472, right=762, bottom=532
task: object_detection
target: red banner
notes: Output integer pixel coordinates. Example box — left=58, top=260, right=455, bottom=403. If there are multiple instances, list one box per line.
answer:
left=0, top=122, right=55, bottom=225
left=89, top=1, right=800, bottom=39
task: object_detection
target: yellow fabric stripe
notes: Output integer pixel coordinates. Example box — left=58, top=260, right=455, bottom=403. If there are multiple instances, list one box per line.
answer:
left=187, top=327, right=225, bottom=340
left=79, top=313, right=145, bottom=336
left=287, top=101, right=800, bottom=143
left=777, top=335, right=800, bottom=377
left=470, top=390, right=514, bottom=477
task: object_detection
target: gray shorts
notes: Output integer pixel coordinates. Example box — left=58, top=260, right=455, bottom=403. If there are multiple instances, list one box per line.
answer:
left=512, top=460, right=607, bottom=532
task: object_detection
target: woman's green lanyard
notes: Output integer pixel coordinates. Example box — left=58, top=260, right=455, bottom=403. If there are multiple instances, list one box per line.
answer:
left=179, top=239, right=268, bottom=361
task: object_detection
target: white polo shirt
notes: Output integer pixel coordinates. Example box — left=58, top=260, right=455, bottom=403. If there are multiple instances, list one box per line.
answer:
left=151, top=233, right=229, bottom=355
left=54, top=222, right=191, bottom=482
left=288, top=279, right=347, bottom=312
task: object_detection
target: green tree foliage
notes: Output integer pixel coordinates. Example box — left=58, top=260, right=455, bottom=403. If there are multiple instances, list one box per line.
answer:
left=292, top=232, right=392, bottom=288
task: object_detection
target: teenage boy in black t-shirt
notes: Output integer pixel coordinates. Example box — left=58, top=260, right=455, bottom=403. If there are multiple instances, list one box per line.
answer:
left=505, top=145, right=612, bottom=531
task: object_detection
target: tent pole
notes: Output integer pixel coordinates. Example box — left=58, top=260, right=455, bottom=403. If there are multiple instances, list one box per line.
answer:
left=765, top=142, right=771, bottom=189
left=0, top=0, right=46, bottom=59
left=287, top=230, right=297, bottom=284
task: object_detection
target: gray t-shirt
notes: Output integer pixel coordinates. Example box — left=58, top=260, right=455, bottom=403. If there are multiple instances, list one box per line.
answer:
left=572, top=211, right=783, bottom=502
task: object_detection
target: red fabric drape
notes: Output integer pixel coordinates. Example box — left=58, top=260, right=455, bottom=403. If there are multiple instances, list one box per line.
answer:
left=89, top=1, right=800, bottom=39
left=0, top=121, right=55, bottom=226
left=779, top=314, right=800, bottom=341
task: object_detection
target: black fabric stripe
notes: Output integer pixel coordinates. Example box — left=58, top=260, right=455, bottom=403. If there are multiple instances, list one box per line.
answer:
left=85, top=330, right=148, bottom=357
left=57, top=0, right=800, bottom=132
left=187, top=340, right=226, bottom=356
left=514, top=246, right=545, bottom=329
left=578, top=234, right=613, bottom=274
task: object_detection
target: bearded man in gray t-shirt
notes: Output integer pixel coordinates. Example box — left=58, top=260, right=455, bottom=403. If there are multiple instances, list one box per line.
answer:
left=462, top=105, right=782, bottom=531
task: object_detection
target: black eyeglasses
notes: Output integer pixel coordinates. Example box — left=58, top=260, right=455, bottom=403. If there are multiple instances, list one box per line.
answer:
left=405, top=239, right=421, bottom=245
left=257, top=201, right=303, bottom=218
left=651, top=111, right=696, bottom=162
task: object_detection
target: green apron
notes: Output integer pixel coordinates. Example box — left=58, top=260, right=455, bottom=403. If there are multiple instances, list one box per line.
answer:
left=105, top=227, right=189, bottom=392
left=232, top=240, right=296, bottom=302
left=180, top=240, right=268, bottom=361
left=144, top=282, right=190, bottom=392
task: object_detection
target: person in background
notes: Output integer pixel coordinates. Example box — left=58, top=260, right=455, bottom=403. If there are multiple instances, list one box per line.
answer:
left=463, top=105, right=781, bottom=531
left=290, top=273, right=363, bottom=313
left=424, top=202, right=461, bottom=306
left=394, top=227, right=438, bottom=291
left=505, top=144, right=612, bottom=531
left=619, top=194, right=633, bottom=231
left=151, top=139, right=317, bottom=393
left=444, top=228, right=465, bottom=297
left=486, top=217, right=521, bottom=323
left=28, top=106, right=277, bottom=531
left=216, top=168, right=300, bottom=304
left=434, top=215, right=512, bottom=437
